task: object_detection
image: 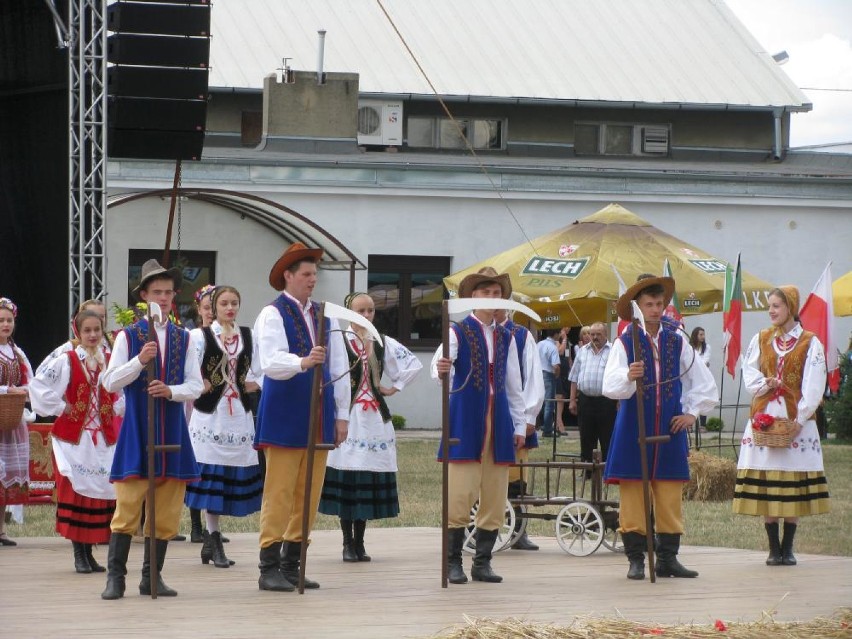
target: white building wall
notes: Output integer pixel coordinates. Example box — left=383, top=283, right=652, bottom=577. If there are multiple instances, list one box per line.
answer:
left=107, top=170, right=852, bottom=432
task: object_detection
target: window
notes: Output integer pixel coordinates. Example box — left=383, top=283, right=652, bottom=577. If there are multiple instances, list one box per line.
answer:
left=128, top=249, right=216, bottom=328
left=407, top=116, right=504, bottom=150
left=574, top=122, right=670, bottom=156
left=368, top=255, right=451, bottom=349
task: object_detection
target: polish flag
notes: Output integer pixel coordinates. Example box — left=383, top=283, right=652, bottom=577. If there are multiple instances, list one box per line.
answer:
left=799, top=263, right=840, bottom=392
left=612, top=265, right=630, bottom=336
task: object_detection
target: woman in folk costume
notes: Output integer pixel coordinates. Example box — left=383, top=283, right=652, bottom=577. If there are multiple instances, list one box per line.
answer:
left=185, top=285, right=263, bottom=568
left=319, top=292, right=422, bottom=562
left=30, top=310, right=121, bottom=573
left=186, top=283, right=217, bottom=544
left=733, top=286, right=829, bottom=566
left=0, top=297, right=35, bottom=547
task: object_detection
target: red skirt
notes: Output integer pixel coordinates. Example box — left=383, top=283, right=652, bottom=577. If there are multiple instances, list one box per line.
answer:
left=54, top=473, right=115, bottom=543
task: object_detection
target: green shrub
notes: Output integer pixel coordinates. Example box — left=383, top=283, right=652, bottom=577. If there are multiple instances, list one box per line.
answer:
left=826, top=355, right=852, bottom=441
left=705, top=417, right=724, bottom=432
left=391, top=414, right=406, bottom=430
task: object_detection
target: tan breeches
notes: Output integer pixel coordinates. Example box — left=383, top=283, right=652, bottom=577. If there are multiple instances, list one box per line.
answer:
left=111, top=478, right=186, bottom=539
left=259, top=446, right=328, bottom=549
left=617, top=480, right=684, bottom=535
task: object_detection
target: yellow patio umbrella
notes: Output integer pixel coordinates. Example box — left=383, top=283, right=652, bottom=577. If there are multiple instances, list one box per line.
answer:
left=834, top=270, right=852, bottom=317
left=444, top=203, right=776, bottom=329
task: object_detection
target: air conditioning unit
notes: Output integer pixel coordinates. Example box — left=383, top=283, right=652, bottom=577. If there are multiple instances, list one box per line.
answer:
left=357, top=101, right=403, bottom=146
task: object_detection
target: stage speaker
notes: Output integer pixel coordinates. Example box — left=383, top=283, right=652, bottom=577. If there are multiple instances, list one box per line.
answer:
left=107, top=0, right=210, bottom=161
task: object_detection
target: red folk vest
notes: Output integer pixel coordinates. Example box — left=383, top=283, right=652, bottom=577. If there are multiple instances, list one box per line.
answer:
left=51, top=351, right=118, bottom=446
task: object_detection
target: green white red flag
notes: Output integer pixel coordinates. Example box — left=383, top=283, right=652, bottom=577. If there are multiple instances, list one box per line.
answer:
left=799, top=263, right=840, bottom=392
left=722, top=254, right=743, bottom=378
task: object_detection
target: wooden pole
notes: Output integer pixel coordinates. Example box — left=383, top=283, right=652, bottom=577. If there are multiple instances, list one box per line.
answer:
left=145, top=311, right=158, bottom=598
left=440, top=301, right=451, bottom=588
left=630, top=318, right=670, bottom=584
left=298, top=302, right=335, bottom=594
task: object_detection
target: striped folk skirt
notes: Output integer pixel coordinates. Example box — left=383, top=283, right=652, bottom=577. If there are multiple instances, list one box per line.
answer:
left=318, top=468, right=400, bottom=521
left=54, top=473, right=115, bottom=544
left=732, top=469, right=830, bottom=518
left=184, top=463, right=263, bottom=517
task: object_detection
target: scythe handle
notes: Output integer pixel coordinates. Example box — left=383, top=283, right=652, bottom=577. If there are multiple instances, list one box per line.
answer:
left=631, top=318, right=658, bottom=584
left=299, top=302, right=327, bottom=594
left=440, top=301, right=452, bottom=589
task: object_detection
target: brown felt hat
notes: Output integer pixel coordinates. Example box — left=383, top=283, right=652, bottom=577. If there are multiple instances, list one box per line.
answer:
left=268, top=242, right=324, bottom=291
left=132, top=259, right=183, bottom=300
left=615, top=274, right=675, bottom=321
left=457, top=266, right=512, bottom=299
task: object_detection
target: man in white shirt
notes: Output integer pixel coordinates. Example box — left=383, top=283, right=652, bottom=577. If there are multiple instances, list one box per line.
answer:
left=432, top=269, right=526, bottom=584
left=536, top=330, right=561, bottom=436
left=568, top=322, right=617, bottom=466
left=252, top=242, right=350, bottom=593
left=100, top=260, right=204, bottom=600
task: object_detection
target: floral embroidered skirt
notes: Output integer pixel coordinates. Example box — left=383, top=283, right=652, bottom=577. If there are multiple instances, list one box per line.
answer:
left=732, top=469, right=830, bottom=518
left=184, top=463, right=263, bottom=517
left=318, top=468, right=399, bottom=521
left=55, top=473, right=115, bottom=543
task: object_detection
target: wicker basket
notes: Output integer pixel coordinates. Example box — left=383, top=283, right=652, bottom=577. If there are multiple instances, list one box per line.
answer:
left=0, top=392, right=26, bottom=431
left=752, top=417, right=798, bottom=448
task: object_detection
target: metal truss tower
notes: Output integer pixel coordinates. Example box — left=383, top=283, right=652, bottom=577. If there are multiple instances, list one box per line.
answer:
left=66, top=0, right=108, bottom=316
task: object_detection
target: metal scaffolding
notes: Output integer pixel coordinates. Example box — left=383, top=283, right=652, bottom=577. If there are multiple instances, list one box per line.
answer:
left=51, top=0, right=108, bottom=317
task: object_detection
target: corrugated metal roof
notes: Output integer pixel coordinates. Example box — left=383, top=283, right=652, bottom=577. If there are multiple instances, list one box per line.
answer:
left=209, top=0, right=811, bottom=111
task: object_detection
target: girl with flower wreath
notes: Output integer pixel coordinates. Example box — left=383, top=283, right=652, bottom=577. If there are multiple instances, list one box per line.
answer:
left=30, top=310, right=122, bottom=573
left=185, top=285, right=263, bottom=568
left=733, top=285, right=830, bottom=566
left=318, top=292, right=422, bottom=562
left=0, top=297, right=35, bottom=547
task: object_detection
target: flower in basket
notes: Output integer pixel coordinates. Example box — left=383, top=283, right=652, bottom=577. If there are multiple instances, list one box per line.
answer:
left=752, top=413, right=775, bottom=432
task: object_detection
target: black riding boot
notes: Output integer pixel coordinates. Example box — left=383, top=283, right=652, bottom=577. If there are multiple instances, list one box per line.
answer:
left=73, top=541, right=92, bottom=574
left=447, top=527, right=468, bottom=584
left=765, top=522, right=782, bottom=566
left=510, top=506, right=538, bottom=551
left=781, top=521, right=797, bottom=566
left=85, top=544, right=105, bottom=572
left=622, top=532, right=646, bottom=580
left=353, top=519, right=371, bottom=561
left=471, top=528, right=503, bottom=583
left=281, top=541, right=320, bottom=589
left=655, top=533, right=698, bottom=578
left=139, top=539, right=178, bottom=596
left=189, top=508, right=204, bottom=543
left=258, top=542, right=294, bottom=592
left=101, top=532, right=132, bottom=600
left=211, top=531, right=232, bottom=568
left=340, top=519, right=358, bottom=562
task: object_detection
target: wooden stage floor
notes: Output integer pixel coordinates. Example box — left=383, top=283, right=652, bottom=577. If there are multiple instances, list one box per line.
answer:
left=2, top=528, right=850, bottom=638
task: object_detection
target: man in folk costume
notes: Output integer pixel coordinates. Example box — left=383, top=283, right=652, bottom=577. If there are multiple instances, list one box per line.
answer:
left=603, top=274, right=718, bottom=580
left=485, top=268, right=544, bottom=552
left=432, top=268, right=527, bottom=584
left=100, top=260, right=204, bottom=599
left=253, top=242, right=350, bottom=592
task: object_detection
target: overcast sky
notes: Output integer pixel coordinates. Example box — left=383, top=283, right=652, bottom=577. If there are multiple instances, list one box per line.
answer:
left=726, top=0, right=852, bottom=147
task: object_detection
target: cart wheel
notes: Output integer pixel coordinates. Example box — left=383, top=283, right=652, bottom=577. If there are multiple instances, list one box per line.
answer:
left=602, top=527, right=623, bottom=553
left=463, top=499, right=516, bottom=554
left=555, top=501, right=604, bottom=556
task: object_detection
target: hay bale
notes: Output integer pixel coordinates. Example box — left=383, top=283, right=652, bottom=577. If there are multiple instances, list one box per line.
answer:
left=683, top=450, right=737, bottom=501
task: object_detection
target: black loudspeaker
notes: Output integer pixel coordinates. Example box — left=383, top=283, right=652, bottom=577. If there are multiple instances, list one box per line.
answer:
left=107, top=0, right=210, bottom=161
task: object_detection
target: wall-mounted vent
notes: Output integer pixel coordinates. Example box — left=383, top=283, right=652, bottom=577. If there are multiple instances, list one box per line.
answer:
left=642, top=126, right=669, bottom=154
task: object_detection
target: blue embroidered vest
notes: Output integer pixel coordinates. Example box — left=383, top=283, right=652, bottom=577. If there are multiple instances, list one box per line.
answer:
left=437, top=315, right=517, bottom=464
left=110, top=319, right=199, bottom=481
left=254, top=295, right=336, bottom=448
left=604, top=324, right=689, bottom=482
left=506, top=320, right=538, bottom=450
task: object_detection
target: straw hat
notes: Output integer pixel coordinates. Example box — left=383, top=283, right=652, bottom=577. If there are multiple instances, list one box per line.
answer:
left=615, top=274, right=675, bottom=321
left=457, top=266, right=512, bottom=299
left=132, top=259, right=182, bottom=300
left=268, top=242, right=323, bottom=291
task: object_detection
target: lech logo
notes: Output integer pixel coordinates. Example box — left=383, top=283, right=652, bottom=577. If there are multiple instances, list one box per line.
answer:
left=558, top=244, right=579, bottom=257
left=688, top=259, right=727, bottom=274
left=684, top=292, right=701, bottom=308
left=543, top=312, right=561, bottom=324
left=522, top=256, right=589, bottom=279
